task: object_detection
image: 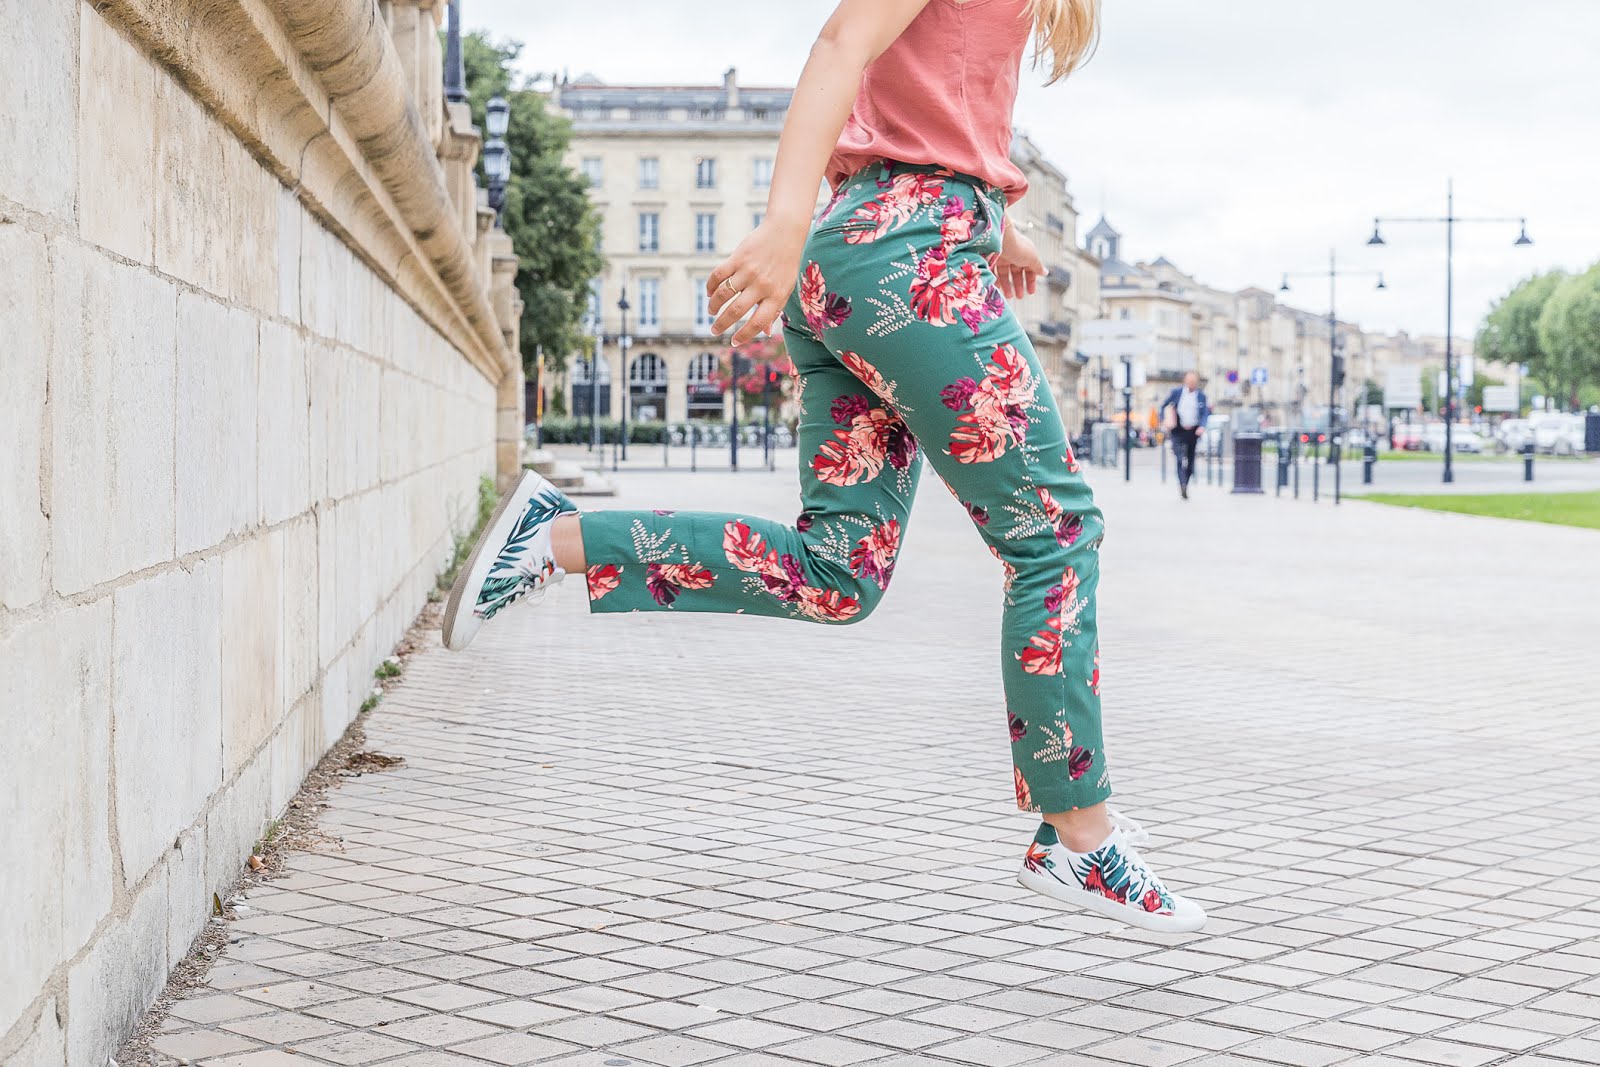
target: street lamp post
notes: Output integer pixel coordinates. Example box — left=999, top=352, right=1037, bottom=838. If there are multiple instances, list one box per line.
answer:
left=616, top=287, right=631, bottom=468
left=762, top=365, right=774, bottom=471
left=729, top=351, right=742, bottom=472
left=1120, top=356, right=1133, bottom=483
left=1366, top=180, right=1532, bottom=483
left=1279, top=249, right=1385, bottom=505
left=483, top=96, right=510, bottom=223
left=443, top=0, right=467, bottom=105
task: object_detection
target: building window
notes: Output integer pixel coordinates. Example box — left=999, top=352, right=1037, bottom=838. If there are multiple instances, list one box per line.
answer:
left=695, top=107, right=723, bottom=120
left=1045, top=213, right=1066, bottom=235
left=631, top=106, right=666, bottom=121
left=750, top=107, right=769, bottom=121
left=695, top=213, right=717, bottom=254
left=638, top=212, right=660, bottom=253
left=753, top=158, right=773, bottom=188
left=638, top=157, right=659, bottom=189
left=752, top=211, right=765, bottom=230
left=637, top=278, right=660, bottom=329
left=580, top=157, right=602, bottom=186
left=694, top=277, right=713, bottom=334
left=695, top=157, right=717, bottom=189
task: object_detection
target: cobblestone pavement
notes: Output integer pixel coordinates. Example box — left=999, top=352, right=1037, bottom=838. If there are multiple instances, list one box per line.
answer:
left=141, top=465, right=1600, bottom=1067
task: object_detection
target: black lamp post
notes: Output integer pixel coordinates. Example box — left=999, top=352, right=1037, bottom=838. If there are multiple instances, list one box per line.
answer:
left=444, top=0, right=467, bottom=105
left=729, top=351, right=743, bottom=472
left=616, top=287, right=631, bottom=466
left=1366, top=180, right=1531, bottom=483
left=1279, top=249, right=1386, bottom=504
left=483, top=96, right=510, bottom=223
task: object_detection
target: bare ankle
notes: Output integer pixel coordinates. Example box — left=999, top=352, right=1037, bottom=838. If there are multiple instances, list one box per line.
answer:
left=551, top=514, right=587, bottom=572
left=1043, top=804, right=1113, bottom=852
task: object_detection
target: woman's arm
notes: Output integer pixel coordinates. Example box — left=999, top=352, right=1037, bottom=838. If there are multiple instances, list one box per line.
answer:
left=707, top=0, right=934, bottom=345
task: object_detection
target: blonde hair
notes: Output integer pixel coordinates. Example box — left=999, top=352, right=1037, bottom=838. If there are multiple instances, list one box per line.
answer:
left=1028, top=0, right=1101, bottom=84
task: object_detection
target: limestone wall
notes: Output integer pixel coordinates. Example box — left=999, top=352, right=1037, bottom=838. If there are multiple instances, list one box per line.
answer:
left=0, top=2, right=524, bottom=1060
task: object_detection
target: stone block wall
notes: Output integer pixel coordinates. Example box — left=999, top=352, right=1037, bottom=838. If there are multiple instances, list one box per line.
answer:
left=0, top=1, right=524, bottom=1061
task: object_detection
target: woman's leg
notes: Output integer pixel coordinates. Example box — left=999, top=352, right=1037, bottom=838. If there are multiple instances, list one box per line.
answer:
left=789, top=177, right=1110, bottom=824
left=792, top=167, right=1201, bottom=928
left=559, top=327, right=922, bottom=624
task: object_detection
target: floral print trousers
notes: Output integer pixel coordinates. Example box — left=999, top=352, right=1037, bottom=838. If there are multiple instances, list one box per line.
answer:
left=579, top=163, right=1110, bottom=814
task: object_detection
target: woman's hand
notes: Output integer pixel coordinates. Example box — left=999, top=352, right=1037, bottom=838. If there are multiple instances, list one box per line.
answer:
left=707, top=215, right=810, bottom=346
left=994, top=224, right=1047, bottom=300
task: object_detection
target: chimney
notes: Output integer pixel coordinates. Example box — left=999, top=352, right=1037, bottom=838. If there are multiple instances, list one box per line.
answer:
left=724, top=66, right=739, bottom=108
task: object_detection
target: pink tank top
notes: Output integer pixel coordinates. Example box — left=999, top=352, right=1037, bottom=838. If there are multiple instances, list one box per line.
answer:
left=827, top=0, right=1032, bottom=204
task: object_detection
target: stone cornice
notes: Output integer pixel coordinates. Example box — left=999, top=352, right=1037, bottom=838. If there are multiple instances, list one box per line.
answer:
left=90, top=0, right=513, bottom=383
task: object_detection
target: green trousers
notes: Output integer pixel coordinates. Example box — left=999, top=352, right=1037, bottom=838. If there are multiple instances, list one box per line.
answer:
left=579, top=163, right=1110, bottom=813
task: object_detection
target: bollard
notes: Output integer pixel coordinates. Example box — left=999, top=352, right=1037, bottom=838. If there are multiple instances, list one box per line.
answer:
left=1331, top=442, right=1342, bottom=506
left=1293, top=439, right=1301, bottom=499
left=1276, top=435, right=1289, bottom=496
left=1523, top=441, right=1535, bottom=482
left=690, top=425, right=698, bottom=472
left=1231, top=433, right=1265, bottom=494
left=1362, top=443, right=1376, bottom=485
left=1312, top=447, right=1320, bottom=502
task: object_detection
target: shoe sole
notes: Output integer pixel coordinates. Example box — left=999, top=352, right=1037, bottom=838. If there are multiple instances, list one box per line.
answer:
left=442, top=470, right=541, bottom=651
left=1017, top=867, right=1205, bottom=933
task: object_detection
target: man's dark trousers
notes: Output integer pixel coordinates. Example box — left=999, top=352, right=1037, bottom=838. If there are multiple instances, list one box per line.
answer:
left=1172, top=427, right=1200, bottom=488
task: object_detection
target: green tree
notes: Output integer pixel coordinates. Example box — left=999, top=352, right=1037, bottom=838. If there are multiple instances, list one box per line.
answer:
left=1537, top=265, right=1600, bottom=411
left=460, top=33, right=602, bottom=375
left=1421, top=365, right=1440, bottom=414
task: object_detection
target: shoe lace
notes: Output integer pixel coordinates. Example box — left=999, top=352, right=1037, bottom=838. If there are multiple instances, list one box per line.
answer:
left=1107, top=808, right=1172, bottom=895
left=1107, top=807, right=1152, bottom=850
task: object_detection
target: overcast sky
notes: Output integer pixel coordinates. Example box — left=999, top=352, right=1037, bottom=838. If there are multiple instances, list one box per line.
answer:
left=476, top=0, right=1599, bottom=339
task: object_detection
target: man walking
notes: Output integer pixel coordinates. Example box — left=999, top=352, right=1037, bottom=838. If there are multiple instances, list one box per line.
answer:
left=1161, top=372, right=1210, bottom=499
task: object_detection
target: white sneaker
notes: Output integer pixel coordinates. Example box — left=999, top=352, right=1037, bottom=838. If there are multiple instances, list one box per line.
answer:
left=1017, top=810, right=1206, bottom=933
left=442, top=471, right=577, bottom=651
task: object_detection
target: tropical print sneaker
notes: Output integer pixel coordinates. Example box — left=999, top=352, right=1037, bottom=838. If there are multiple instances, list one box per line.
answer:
left=442, top=470, right=577, bottom=651
left=1018, top=810, right=1206, bottom=933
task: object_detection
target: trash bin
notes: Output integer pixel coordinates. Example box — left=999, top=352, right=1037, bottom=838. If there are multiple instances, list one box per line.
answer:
left=1093, top=423, right=1121, bottom=469
left=1231, top=433, right=1265, bottom=494
left=1586, top=412, right=1600, bottom=453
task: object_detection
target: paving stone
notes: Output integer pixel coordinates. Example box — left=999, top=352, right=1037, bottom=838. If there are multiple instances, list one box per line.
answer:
left=151, top=1029, right=261, bottom=1061
left=129, top=469, right=1600, bottom=1067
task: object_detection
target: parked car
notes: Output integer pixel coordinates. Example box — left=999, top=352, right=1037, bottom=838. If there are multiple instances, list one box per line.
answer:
left=1531, top=414, right=1583, bottom=455
left=1391, top=424, right=1427, bottom=451
left=1495, top=419, right=1533, bottom=454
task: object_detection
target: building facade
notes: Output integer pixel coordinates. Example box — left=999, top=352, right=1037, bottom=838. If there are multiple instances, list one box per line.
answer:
left=1079, top=216, right=1471, bottom=428
left=552, top=76, right=1098, bottom=429
left=551, top=70, right=796, bottom=424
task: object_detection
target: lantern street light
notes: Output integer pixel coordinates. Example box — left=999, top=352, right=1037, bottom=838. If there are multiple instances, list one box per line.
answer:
left=1365, top=180, right=1532, bottom=483
left=483, top=96, right=510, bottom=223
left=1279, top=250, right=1386, bottom=505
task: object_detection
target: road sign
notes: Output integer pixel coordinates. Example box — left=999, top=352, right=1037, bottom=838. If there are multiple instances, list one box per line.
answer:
left=1482, top=385, right=1518, bottom=413
left=1112, top=361, right=1147, bottom=390
left=1226, top=370, right=1240, bottom=384
left=1383, top=368, right=1422, bottom=409
left=1081, top=319, right=1155, bottom=358
left=1250, top=367, right=1268, bottom=386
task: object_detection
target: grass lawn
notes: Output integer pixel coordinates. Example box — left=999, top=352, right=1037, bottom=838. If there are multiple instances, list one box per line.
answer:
left=1357, top=490, right=1600, bottom=530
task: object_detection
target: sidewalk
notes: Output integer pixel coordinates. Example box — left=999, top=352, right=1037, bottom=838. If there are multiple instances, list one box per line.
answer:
left=131, top=466, right=1600, bottom=1067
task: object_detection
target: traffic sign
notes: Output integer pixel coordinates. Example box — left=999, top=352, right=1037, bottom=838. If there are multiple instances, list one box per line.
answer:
left=1384, top=368, right=1422, bottom=410
left=1250, top=367, right=1268, bottom=386
left=1226, top=370, right=1240, bottom=384
left=1482, top=385, right=1518, bottom=413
